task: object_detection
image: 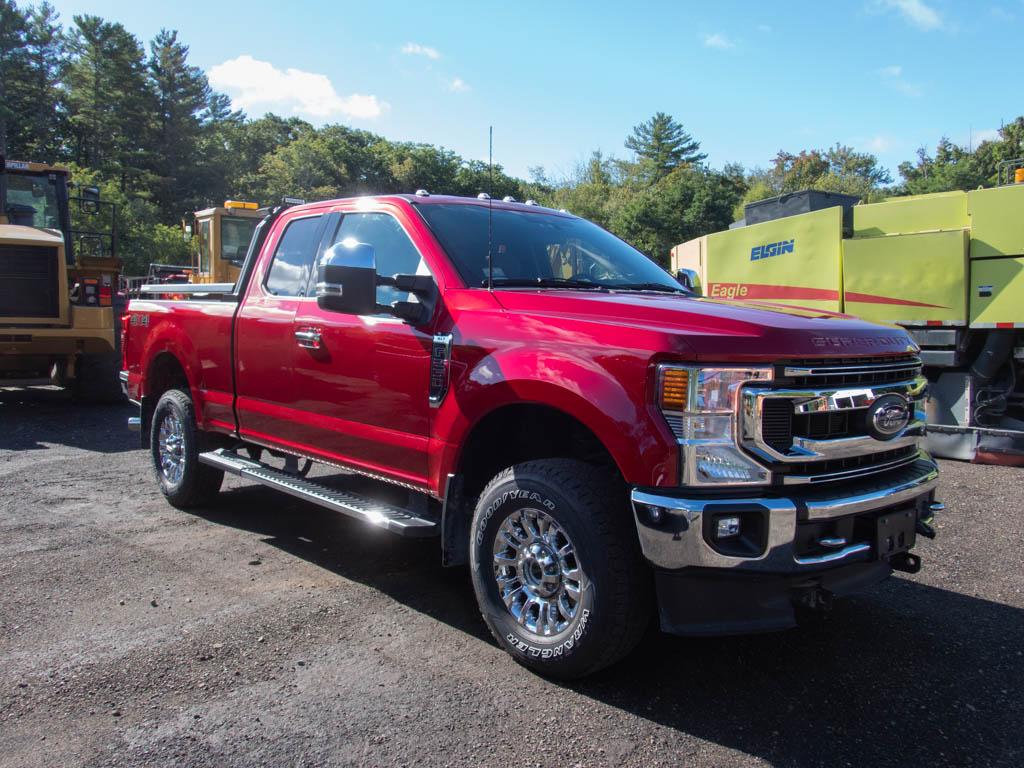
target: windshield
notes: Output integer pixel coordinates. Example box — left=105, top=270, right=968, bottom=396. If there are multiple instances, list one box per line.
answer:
left=415, top=204, right=683, bottom=291
left=221, top=216, right=259, bottom=263
left=4, top=172, right=61, bottom=229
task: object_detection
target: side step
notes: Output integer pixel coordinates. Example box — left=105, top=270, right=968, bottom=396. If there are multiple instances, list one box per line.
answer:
left=199, top=449, right=438, bottom=537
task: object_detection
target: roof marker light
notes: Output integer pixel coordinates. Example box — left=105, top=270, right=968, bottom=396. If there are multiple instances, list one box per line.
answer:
left=415, top=189, right=430, bottom=197
left=477, top=192, right=491, bottom=200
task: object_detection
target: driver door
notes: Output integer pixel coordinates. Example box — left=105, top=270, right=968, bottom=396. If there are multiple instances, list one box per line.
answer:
left=290, top=208, right=435, bottom=488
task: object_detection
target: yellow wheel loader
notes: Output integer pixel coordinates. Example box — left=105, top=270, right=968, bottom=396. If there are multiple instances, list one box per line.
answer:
left=672, top=162, right=1024, bottom=464
left=0, top=157, right=122, bottom=402
left=187, top=200, right=263, bottom=285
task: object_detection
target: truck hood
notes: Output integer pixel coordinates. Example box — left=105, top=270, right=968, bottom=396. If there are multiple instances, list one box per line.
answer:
left=491, top=289, right=918, bottom=361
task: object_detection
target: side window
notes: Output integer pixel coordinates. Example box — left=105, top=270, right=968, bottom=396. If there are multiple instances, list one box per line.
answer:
left=331, top=213, right=428, bottom=306
left=265, top=215, right=323, bottom=297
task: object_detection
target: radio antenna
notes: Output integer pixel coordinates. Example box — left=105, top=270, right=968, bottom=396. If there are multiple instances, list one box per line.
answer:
left=487, top=125, right=494, bottom=292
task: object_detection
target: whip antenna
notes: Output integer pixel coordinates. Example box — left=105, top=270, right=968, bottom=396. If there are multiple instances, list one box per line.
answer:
left=487, top=125, right=494, bottom=291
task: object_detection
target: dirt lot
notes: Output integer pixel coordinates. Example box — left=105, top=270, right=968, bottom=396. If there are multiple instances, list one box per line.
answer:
left=1, top=387, right=1022, bottom=768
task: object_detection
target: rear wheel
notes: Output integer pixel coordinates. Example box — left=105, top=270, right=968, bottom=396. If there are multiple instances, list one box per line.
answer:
left=469, top=459, right=651, bottom=679
left=72, top=352, right=124, bottom=403
left=150, top=388, right=223, bottom=508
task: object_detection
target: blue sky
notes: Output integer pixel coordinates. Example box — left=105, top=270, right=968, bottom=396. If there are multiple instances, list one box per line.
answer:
left=49, top=0, right=1020, bottom=181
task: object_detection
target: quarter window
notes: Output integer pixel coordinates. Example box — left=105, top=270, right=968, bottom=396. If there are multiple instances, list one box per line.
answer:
left=265, top=215, right=323, bottom=297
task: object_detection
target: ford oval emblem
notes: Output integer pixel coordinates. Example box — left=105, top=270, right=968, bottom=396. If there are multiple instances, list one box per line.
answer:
left=868, top=394, right=911, bottom=439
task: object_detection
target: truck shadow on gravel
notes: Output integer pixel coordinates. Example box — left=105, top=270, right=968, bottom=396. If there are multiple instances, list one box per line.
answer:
left=0, top=387, right=136, bottom=453
left=194, top=483, right=1022, bottom=768
left=199, top=484, right=489, bottom=642
left=577, top=582, right=1023, bottom=767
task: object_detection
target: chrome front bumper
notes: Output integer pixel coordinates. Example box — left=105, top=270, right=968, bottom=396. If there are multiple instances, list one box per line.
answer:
left=631, top=455, right=939, bottom=572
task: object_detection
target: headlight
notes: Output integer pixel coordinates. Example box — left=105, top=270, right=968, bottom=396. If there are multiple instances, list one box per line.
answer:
left=658, top=365, right=773, bottom=486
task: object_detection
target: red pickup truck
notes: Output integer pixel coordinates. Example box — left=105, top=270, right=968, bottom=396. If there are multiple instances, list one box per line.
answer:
left=122, top=193, right=941, bottom=678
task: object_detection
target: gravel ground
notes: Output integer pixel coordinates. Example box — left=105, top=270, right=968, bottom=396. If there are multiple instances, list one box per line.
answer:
left=1, top=386, right=1022, bottom=768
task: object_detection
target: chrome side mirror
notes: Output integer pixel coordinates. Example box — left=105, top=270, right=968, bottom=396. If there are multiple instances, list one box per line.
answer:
left=316, top=241, right=378, bottom=315
left=676, top=268, right=702, bottom=296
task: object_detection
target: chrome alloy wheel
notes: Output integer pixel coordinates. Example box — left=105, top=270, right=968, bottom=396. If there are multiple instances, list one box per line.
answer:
left=157, top=411, right=186, bottom=484
left=492, top=508, right=587, bottom=636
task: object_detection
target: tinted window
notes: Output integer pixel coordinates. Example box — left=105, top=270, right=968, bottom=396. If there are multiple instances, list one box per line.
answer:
left=416, top=204, right=680, bottom=291
left=221, top=216, right=259, bottom=264
left=265, top=216, right=322, bottom=297
left=331, top=213, right=427, bottom=305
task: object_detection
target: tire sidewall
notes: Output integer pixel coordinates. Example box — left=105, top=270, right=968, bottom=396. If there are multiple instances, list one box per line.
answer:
left=150, top=390, right=199, bottom=500
left=470, top=470, right=611, bottom=675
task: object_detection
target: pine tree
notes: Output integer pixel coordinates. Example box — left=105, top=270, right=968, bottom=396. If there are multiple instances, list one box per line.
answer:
left=65, top=15, right=154, bottom=186
left=624, top=112, right=706, bottom=180
left=14, top=2, right=65, bottom=159
left=0, top=0, right=28, bottom=156
left=147, top=28, right=210, bottom=217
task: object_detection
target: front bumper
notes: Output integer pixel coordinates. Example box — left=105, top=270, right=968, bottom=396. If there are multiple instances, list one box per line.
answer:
left=631, top=454, right=938, bottom=572
left=631, top=455, right=940, bottom=635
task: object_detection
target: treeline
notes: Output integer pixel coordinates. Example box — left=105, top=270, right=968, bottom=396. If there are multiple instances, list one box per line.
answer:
left=2, top=1, right=1023, bottom=276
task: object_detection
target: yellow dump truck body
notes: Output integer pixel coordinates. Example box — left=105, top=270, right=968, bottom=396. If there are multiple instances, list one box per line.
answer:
left=672, top=184, right=1024, bottom=330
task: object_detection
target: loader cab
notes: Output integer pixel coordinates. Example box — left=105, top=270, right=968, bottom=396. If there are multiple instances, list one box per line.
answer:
left=189, top=201, right=262, bottom=285
left=0, top=159, right=122, bottom=399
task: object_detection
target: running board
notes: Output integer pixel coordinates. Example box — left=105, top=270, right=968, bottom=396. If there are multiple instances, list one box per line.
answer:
left=199, top=449, right=438, bottom=537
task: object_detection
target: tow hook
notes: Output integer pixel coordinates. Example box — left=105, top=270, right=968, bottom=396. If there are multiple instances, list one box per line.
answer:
left=794, top=584, right=834, bottom=611
left=890, top=552, right=922, bottom=574
left=916, top=500, right=943, bottom=540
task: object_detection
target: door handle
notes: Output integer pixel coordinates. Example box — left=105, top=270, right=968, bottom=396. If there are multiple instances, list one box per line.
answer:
left=294, top=327, right=322, bottom=350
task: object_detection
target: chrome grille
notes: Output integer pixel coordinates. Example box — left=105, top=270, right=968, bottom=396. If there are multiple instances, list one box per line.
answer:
left=778, top=354, right=922, bottom=388
left=742, top=356, right=927, bottom=485
left=777, top=446, right=921, bottom=485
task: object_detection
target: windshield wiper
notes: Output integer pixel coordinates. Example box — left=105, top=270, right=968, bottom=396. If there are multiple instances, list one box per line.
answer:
left=610, top=282, right=690, bottom=294
left=484, top=277, right=609, bottom=291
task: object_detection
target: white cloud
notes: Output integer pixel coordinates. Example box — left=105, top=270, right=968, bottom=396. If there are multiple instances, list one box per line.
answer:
left=875, top=0, right=943, bottom=30
left=877, top=64, right=923, bottom=97
left=208, top=55, right=387, bottom=120
left=866, top=135, right=894, bottom=152
left=703, top=33, right=735, bottom=49
left=449, top=77, right=470, bottom=93
left=401, top=42, right=441, bottom=60
left=972, top=128, right=1001, bottom=144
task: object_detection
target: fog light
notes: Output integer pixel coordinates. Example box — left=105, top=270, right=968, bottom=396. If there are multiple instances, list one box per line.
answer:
left=716, top=516, right=741, bottom=539
left=644, top=504, right=665, bottom=524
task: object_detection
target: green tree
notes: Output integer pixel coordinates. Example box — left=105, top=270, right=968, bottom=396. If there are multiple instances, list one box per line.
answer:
left=608, top=166, right=740, bottom=263
left=624, top=112, right=706, bottom=180
left=65, top=15, right=154, bottom=185
left=147, top=29, right=212, bottom=218
left=738, top=144, right=892, bottom=215
left=0, top=0, right=28, bottom=156
left=12, top=2, right=64, bottom=159
left=897, top=138, right=985, bottom=194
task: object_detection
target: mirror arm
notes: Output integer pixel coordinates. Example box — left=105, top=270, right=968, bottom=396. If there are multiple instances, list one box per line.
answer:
left=380, top=273, right=434, bottom=296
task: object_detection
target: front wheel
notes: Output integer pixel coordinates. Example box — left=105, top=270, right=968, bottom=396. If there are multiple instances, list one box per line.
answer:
left=150, top=388, right=223, bottom=509
left=469, top=459, right=651, bottom=679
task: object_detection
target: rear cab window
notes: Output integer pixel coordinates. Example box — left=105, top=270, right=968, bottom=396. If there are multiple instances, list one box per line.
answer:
left=264, top=215, right=324, bottom=297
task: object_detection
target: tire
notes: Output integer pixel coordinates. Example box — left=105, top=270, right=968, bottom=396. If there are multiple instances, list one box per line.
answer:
left=469, top=459, right=652, bottom=679
left=150, top=388, right=223, bottom=509
left=72, top=352, right=124, bottom=404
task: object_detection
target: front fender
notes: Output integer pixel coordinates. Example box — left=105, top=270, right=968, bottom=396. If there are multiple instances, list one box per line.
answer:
left=430, top=344, right=679, bottom=492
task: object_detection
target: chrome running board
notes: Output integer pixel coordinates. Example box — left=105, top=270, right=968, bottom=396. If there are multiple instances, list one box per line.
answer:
left=199, top=448, right=438, bottom=537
